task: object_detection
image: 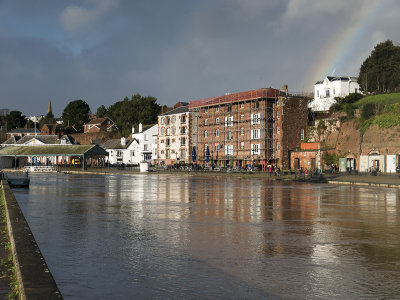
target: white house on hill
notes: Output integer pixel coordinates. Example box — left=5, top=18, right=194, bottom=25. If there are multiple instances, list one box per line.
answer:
left=309, top=76, right=360, bottom=111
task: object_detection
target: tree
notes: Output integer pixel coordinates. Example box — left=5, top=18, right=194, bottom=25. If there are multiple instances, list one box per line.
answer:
left=358, top=40, right=400, bottom=93
left=96, top=105, right=107, bottom=118
left=106, top=94, right=161, bottom=136
left=62, top=100, right=91, bottom=129
left=6, top=110, right=26, bottom=130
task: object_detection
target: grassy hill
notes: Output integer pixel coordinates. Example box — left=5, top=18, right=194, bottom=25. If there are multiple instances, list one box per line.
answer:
left=354, top=93, right=400, bottom=108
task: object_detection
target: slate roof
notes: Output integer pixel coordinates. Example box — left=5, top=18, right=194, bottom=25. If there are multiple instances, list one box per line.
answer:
left=161, top=105, right=189, bottom=116
left=102, top=138, right=136, bottom=150
left=7, top=128, right=40, bottom=134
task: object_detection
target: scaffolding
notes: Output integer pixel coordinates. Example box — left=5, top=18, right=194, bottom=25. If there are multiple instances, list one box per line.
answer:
left=189, top=88, right=280, bottom=168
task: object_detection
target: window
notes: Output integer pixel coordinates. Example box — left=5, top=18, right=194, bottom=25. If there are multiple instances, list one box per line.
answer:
left=116, top=150, right=122, bottom=157
left=240, top=127, right=244, bottom=135
left=172, top=116, right=176, bottom=123
left=216, top=129, right=220, bottom=137
left=131, top=150, right=135, bottom=157
left=161, top=139, right=164, bottom=143
left=205, top=144, right=208, bottom=151
left=166, top=138, right=170, bottom=146
left=227, top=105, right=232, bottom=113
left=205, top=131, right=208, bottom=138
left=326, top=89, right=330, bottom=97
left=172, top=127, right=176, bottom=135
left=166, top=149, right=170, bottom=158
left=251, top=113, right=261, bottom=125
left=144, top=134, right=148, bottom=141
left=161, top=127, right=165, bottom=135
left=240, top=115, right=244, bottom=122
left=181, top=126, right=186, bottom=134
left=161, top=117, right=165, bottom=124
left=251, top=144, right=260, bottom=155
left=240, top=142, right=245, bottom=150
left=205, top=119, right=208, bottom=126
left=225, top=145, right=233, bottom=155
left=205, top=108, right=208, bottom=113
left=276, top=111, right=280, bottom=120
left=215, top=143, right=220, bottom=151
left=216, top=107, right=220, bottom=112
left=166, top=117, right=170, bottom=125
left=216, top=117, right=220, bottom=124
left=225, top=116, right=233, bottom=127
left=144, top=144, right=148, bottom=151
left=276, top=99, right=280, bottom=106
left=333, top=88, right=335, bottom=95
left=166, top=128, right=170, bottom=135
left=251, top=129, right=261, bottom=139
left=181, top=115, right=186, bottom=123
left=300, top=129, right=305, bottom=140
left=180, top=149, right=185, bottom=159
left=276, top=126, right=280, bottom=135
left=277, top=142, right=280, bottom=151
left=254, top=101, right=259, bottom=109
left=181, top=137, right=186, bottom=145
left=316, top=90, right=319, bottom=98
left=227, top=131, right=233, bottom=140
left=240, top=103, right=244, bottom=109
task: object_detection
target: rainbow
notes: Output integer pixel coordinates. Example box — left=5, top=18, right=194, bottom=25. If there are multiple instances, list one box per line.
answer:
left=303, top=2, right=383, bottom=89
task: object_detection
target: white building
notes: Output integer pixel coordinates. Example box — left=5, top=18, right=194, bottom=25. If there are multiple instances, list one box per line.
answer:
left=309, top=76, right=360, bottom=111
left=131, top=123, right=158, bottom=165
left=157, top=105, right=190, bottom=165
left=103, top=123, right=158, bottom=166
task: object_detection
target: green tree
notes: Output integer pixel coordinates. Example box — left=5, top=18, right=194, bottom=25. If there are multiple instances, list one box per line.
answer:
left=6, top=110, right=26, bottom=130
left=96, top=105, right=107, bottom=118
left=62, top=100, right=91, bottom=129
left=107, top=94, right=161, bottom=136
left=358, top=40, right=400, bottom=93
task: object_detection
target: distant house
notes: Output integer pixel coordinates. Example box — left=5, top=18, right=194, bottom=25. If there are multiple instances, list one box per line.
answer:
left=84, top=117, right=117, bottom=133
left=102, top=137, right=136, bottom=165
left=41, top=123, right=77, bottom=137
left=309, top=76, right=360, bottom=111
left=6, top=128, right=40, bottom=139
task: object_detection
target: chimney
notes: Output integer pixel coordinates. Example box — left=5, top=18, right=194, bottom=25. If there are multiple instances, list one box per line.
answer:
left=132, top=126, right=135, bottom=134
left=121, top=137, right=126, bottom=146
left=139, top=123, right=143, bottom=133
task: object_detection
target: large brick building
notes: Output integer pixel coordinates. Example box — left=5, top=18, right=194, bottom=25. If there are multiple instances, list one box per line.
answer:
left=189, top=87, right=309, bottom=169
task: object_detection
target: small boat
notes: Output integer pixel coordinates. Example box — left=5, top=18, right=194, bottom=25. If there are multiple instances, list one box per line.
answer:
left=4, top=172, right=30, bottom=188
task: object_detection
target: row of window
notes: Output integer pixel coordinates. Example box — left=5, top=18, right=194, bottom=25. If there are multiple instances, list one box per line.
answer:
left=202, top=142, right=281, bottom=155
left=160, top=126, right=186, bottom=135
left=203, top=100, right=281, bottom=114
left=160, top=137, right=186, bottom=146
left=203, top=112, right=280, bottom=126
left=161, top=114, right=187, bottom=125
left=160, top=149, right=186, bottom=159
left=204, top=127, right=282, bottom=139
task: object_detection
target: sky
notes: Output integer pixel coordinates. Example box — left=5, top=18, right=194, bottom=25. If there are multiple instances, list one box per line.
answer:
left=0, top=0, right=399, bottom=117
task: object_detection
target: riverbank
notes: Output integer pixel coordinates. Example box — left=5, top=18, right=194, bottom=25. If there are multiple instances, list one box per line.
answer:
left=4, top=167, right=400, bottom=188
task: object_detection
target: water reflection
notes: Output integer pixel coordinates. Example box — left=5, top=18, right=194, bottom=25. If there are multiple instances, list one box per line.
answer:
left=12, top=174, right=400, bottom=299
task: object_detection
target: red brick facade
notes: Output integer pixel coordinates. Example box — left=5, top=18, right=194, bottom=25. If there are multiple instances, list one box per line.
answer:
left=189, top=88, right=309, bottom=169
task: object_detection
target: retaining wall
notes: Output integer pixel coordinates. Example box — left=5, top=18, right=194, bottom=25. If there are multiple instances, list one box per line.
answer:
left=1, top=180, right=62, bottom=299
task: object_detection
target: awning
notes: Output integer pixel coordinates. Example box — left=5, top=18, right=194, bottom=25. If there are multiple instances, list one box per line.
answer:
left=0, top=144, right=109, bottom=157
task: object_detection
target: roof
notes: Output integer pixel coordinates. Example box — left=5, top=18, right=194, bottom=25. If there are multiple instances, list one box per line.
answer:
left=315, top=76, right=358, bottom=84
left=102, top=138, right=136, bottom=150
left=0, top=144, right=108, bottom=157
left=86, top=117, right=113, bottom=125
left=160, top=105, right=189, bottom=116
left=189, top=88, right=281, bottom=109
left=7, top=128, right=40, bottom=134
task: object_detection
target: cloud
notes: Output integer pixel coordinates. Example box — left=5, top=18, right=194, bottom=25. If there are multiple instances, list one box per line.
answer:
left=59, top=0, right=119, bottom=35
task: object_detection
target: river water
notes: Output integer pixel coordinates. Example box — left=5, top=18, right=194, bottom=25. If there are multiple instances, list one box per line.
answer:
left=12, top=173, right=400, bottom=299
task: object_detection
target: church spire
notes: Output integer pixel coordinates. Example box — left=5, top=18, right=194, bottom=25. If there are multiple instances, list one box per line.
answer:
left=48, top=98, right=53, bottom=115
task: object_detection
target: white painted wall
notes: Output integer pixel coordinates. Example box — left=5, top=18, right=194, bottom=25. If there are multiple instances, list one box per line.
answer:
left=386, top=155, right=396, bottom=173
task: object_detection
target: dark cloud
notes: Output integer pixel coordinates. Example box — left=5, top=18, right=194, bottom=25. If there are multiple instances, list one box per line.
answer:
left=0, top=0, right=399, bottom=116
